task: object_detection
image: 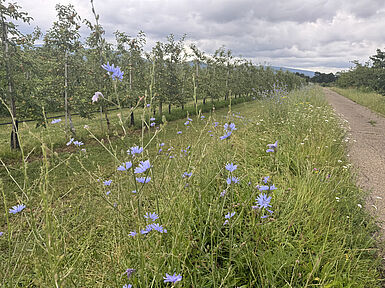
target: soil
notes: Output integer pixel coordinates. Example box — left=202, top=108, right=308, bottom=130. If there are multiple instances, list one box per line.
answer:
left=323, top=88, right=385, bottom=241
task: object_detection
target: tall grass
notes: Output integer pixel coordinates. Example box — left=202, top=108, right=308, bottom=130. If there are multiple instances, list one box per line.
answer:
left=0, top=86, right=381, bottom=287
left=331, top=87, right=385, bottom=116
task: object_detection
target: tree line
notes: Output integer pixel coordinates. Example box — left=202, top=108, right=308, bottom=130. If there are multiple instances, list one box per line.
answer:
left=336, top=49, right=385, bottom=94
left=295, top=72, right=337, bottom=85
left=0, top=1, right=305, bottom=149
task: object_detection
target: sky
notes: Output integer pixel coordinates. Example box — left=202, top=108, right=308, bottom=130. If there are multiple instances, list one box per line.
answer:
left=9, top=0, right=385, bottom=73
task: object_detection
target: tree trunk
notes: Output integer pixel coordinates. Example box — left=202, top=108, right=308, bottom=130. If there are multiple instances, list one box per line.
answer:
left=181, top=103, right=184, bottom=110
left=64, top=51, right=75, bottom=135
left=159, top=100, right=163, bottom=115
left=168, top=103, right=171, bottom=114
left=68, top=109, right=75, bottom=135
left=1, top=16, right=19, bottom=149
left=130, top=109, right=135, bottom=126
left=92, top=0, right=109, bottom=134
left=195, top=61, right=199, bottom=94
left=64, top=51, right=68, bottom=129
left=129, top=58, right=135, bottom=126
left=100, top=106, right=104, bottom=133
left=104, top=106, right=110, bottom=132
left=203, top=97, right=206, bottom=105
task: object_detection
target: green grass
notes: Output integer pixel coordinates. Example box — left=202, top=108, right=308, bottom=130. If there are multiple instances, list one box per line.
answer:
left=331, top=87, right=385, bottom=116
left=0, top=86, right=382, bottom=287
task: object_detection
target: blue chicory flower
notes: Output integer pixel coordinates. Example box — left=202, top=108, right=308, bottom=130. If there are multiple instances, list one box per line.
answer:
left=51, top=118, right=61, bottom=124
left=128, top=146, right=143, bottom=156
left=9, top=204, right=26, bottom=214
left=224, top=123, right=236, bottom=131
left=101, top=62, right=124, bottom=81
left=117, top=161, right=133, bottom=171
left=255, top=193, right=272, bottom=209
left=150, top=223, right=167, bottom=233
left=225, top=211, right=236, bottom=219
left=266, top=140, right=278, bottom=153
left=220, top=131, right=232, bottom=140
left=183, top=172, right=192, bottom=178
left=66, top=138, right=74, bottom=146
left=225, top=163, right=237, bottom=172
left=140, top=226, right=152, bottom=234
left=144, top=212, right=159, bottom=222
left=258, top=185, right=269, bottom=191
left=136, top=177, right=151, bottom=184
left=134, top=160, right=151, bottom=174
left=163, top=273, right=182, bottom=284
left=126, top=268, right=135, bottom=279
left=73, top=140, right=84, bottom=146
left=103, top=180, right=112, bottom=186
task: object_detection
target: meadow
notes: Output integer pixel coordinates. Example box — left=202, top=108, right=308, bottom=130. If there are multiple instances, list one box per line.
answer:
left=331, top=87, right=385, bottom=116
left=0, top=86, right=382, bottom=287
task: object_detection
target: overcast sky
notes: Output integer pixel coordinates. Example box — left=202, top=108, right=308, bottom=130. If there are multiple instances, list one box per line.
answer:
left=10, top=0, right=385, bottom=73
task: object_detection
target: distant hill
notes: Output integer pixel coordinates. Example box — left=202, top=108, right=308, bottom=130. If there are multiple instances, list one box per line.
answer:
left=270, top=66, right=315, bottom=77
left=186, top=62, right=315, bottom=77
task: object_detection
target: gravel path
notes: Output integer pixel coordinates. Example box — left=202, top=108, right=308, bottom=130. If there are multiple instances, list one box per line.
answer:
left=323, top=88, right=385, bottom=238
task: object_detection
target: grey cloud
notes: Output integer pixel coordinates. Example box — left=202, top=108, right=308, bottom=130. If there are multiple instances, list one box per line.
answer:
left=12, top=0, right=385, bottom=73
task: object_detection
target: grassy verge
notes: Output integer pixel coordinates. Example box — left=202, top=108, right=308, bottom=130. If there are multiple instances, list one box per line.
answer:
left=331, top=87, right=385, bottom=116
left=0, top=86, right=382, bottom=287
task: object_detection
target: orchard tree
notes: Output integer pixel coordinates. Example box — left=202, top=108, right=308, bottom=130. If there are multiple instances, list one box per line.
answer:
left=150, top=41, right=167, bottom=115
left=164, top=34, right=185, bottom=114
left=114, top=30, right=146, bottom=126
left=189, top=43, right=206, bottom=107
left=84, top=0, right=111, bottom=132
left=44, top=4, right=82, bottom=135
left=0, top=0, right=32, bottom=149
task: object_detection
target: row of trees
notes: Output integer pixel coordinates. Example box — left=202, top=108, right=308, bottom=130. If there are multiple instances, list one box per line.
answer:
left=0, top=1, right=306, bottom=149
left=336, top=49, right=385, bottom=94
left=295, top=71, right=337, bottom=85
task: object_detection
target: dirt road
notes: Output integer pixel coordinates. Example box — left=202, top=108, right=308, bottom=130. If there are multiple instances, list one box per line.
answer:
left=323, top=88, right=385, bottom=238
